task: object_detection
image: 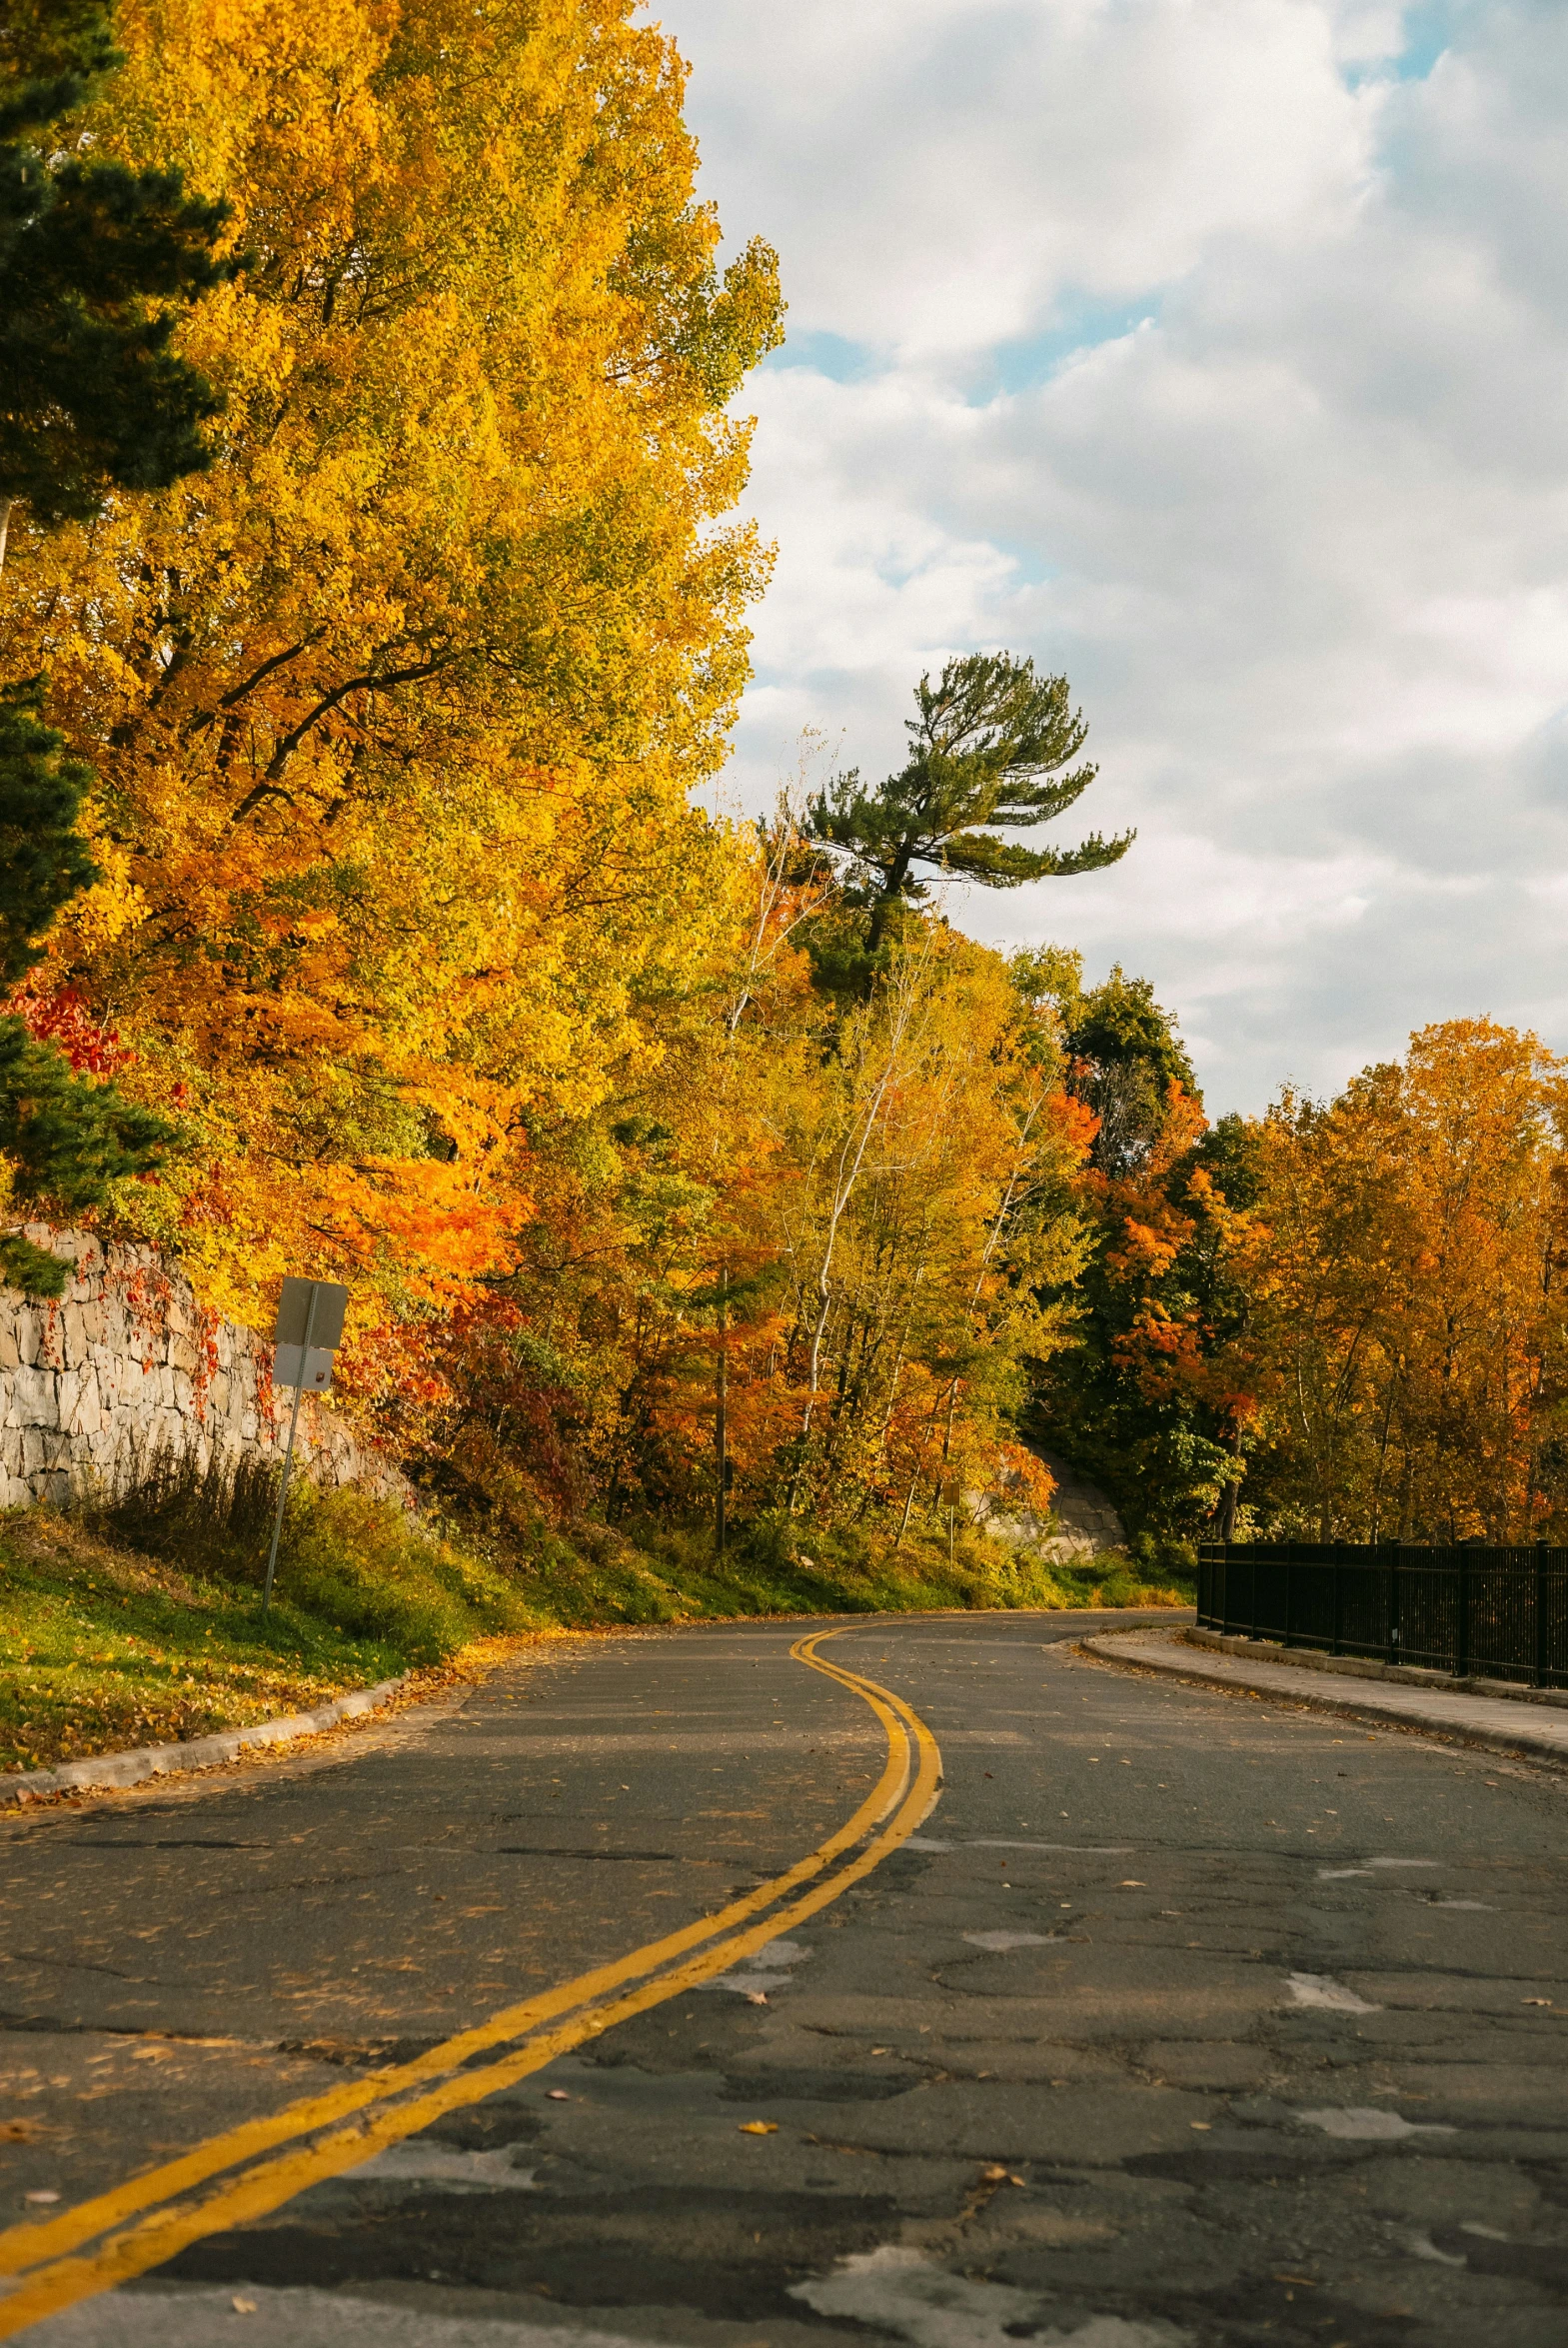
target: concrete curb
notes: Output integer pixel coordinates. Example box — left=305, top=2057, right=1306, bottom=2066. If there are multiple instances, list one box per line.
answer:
left=1185, top=1624, right=1568, bottom=1710
left=0, top=1676, right=409, bottom=1803
left=1079, top=1628, right=1568, bottom=1765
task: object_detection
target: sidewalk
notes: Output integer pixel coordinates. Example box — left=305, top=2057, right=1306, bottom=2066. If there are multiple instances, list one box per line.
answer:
left=1081, top=1624, right=1568, bottom=1764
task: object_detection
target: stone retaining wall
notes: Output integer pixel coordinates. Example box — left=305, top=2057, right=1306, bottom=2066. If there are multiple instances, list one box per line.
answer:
left=0, top=1225, right=412, bottom=1512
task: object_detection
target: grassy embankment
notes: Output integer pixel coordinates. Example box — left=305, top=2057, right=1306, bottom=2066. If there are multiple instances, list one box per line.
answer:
left=0, top=1464, right=1189, bottom=1772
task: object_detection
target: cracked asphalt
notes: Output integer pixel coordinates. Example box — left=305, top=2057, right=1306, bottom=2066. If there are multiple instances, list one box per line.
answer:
left=3, top=1608, right=1566, bottom=2346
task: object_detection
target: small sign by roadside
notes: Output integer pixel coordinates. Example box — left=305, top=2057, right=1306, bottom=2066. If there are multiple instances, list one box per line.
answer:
left=274, top=1276, right=349, bottom=1352
left=263, top=1277, right=351, bottom=1611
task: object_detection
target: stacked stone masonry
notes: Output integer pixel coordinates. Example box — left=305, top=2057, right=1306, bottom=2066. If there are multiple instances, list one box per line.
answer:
left=0, top=1225, right=413, bottom=1511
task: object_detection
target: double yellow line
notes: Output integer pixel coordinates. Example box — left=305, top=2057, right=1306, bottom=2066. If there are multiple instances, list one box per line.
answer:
left=0, top=1628, right=940, bottom=2337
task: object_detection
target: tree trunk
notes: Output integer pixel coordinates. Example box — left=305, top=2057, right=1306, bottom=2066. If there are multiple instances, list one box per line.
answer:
left=864, top=845, right=913, bottom=956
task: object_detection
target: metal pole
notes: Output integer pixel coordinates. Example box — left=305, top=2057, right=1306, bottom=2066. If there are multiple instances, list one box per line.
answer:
left=263, top=1281, right=318, bottom=1613
left=715, top=1263, right=728, bottom=1557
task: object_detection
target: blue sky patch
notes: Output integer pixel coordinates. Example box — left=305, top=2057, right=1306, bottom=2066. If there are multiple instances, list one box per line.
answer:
left=762, top=330, right=879, bottom=383
left=1342, top=0, right=1465, bottom=90
left=976, top=298, right=1160, bottom=399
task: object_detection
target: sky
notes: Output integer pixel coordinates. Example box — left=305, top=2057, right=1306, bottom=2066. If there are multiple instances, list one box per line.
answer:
left=658, top=0, right=1568, bottom=1114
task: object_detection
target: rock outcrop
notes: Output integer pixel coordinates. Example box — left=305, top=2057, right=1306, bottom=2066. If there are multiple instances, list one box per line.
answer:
left=969, top=1440, right=1127, bottom=1561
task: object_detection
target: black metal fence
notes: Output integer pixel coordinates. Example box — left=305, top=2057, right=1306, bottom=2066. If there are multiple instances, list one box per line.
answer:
left=1195, top=1541, right=1568, bottom=1690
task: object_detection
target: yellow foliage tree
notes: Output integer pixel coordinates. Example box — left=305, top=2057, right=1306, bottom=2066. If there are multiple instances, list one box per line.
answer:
left=0, top=0, right=782, bottom=1347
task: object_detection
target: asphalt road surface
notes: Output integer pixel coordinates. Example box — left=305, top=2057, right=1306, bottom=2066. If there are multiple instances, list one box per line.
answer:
left=1, top=1609, right=1565, bottom=2348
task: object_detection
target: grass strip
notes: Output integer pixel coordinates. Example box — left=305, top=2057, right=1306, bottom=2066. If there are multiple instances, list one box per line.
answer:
left=0, top=1469, right=1188, bottom=1773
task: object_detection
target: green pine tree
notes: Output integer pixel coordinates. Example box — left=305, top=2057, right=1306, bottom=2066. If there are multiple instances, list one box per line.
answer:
left=0, top=0, right=235, bottom=566
left=0, top=682, right=172, bottom=1296
left=1064, top=965, right=1197, bottom=1178
left=0, top=5, right=225, bottom=1294
left=803, top=653, right=1133, bottom=958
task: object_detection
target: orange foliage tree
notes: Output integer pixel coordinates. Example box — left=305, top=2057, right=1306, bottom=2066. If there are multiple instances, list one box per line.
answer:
left=1247, top=1020, right=1568, bottom=1541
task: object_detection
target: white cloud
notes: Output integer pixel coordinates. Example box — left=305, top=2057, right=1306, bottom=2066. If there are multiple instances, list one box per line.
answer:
left=667, top=0, right=1568, bottom=1110
left=676, top=0, right=1376, bottom=360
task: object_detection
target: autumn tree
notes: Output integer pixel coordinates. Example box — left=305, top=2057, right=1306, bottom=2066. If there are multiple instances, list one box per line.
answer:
left=803, top=653, right=1132, bottom=959
left=1245, top=1022, right=1568, bottom=1542
left=1025, top=954, right=1262, bottom=1549
left=760, top=916, right=1087, bottom=1530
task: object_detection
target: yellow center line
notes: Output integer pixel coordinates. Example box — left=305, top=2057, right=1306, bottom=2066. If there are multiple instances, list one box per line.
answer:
left=0, top=1628, right=902, bottom=2284
left=0, top=1627, right=939, bottom=2338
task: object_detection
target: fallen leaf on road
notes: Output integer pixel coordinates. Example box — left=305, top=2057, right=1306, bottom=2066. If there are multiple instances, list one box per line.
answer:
left=738, top=2121, right=778, bottom=2136
left=1118, top=1880, right=1145, bottom=1887
left=1190, top=2122, right=1212, bottom=2131
left=232, top=2298, right=258, bottom=2315
left=746, top=1992, right=769, bottom=2006
left=1523, top=1998, right=1553, bottom=2007
left=546, top=2089, right=570, bottom=2100
left=24, top=2190, right=59, bottom=2204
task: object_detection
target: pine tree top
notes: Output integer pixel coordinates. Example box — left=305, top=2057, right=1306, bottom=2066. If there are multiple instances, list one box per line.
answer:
left=803, top=652, right=1133, bottom=946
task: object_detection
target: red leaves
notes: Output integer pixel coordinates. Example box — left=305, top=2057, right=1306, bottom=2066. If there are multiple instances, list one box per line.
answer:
left=4, top=982, right=131, bottom=1077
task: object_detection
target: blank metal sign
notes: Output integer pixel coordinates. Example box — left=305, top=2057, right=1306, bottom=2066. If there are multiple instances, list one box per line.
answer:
left=272, top=1277, right=350, bottom=1351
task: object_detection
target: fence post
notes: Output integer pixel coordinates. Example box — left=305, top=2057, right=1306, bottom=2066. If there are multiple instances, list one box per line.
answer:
left=1285, top=1551, right=1294, bottom=1649
left=1331, top=1545, right=1343, bottom=1656
left=1455, top=1546, right=1470, bottom=1680
left=1537, top=1539, right=1550, bottom=1689
left=1388, top=1540, right=1401, bottom=1664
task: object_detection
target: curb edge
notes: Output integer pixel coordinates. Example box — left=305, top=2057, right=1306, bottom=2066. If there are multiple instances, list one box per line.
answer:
left=0, top=1676, right=410, bottom=1804
left=1079, top=1633, right=1568, bottom=1765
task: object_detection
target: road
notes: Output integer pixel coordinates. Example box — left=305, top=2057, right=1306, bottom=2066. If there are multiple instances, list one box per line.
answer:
left=1, top=1608, right=1565, bottom=2347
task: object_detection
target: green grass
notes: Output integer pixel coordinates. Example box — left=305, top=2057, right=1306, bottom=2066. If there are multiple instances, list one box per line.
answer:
left=0, top=1485, right=534, bottom=1773
left=0, top=1465, right=1190, bottom=1774
left=501, top=1510, right=1192, bottom=1628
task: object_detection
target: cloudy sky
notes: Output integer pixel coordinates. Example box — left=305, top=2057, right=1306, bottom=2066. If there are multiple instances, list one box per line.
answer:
left=660, top=0, right=1568, bottom=1113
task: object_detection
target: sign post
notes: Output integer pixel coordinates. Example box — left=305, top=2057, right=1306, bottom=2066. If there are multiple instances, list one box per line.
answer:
left=263, top=1276, right=350, bottom=1613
